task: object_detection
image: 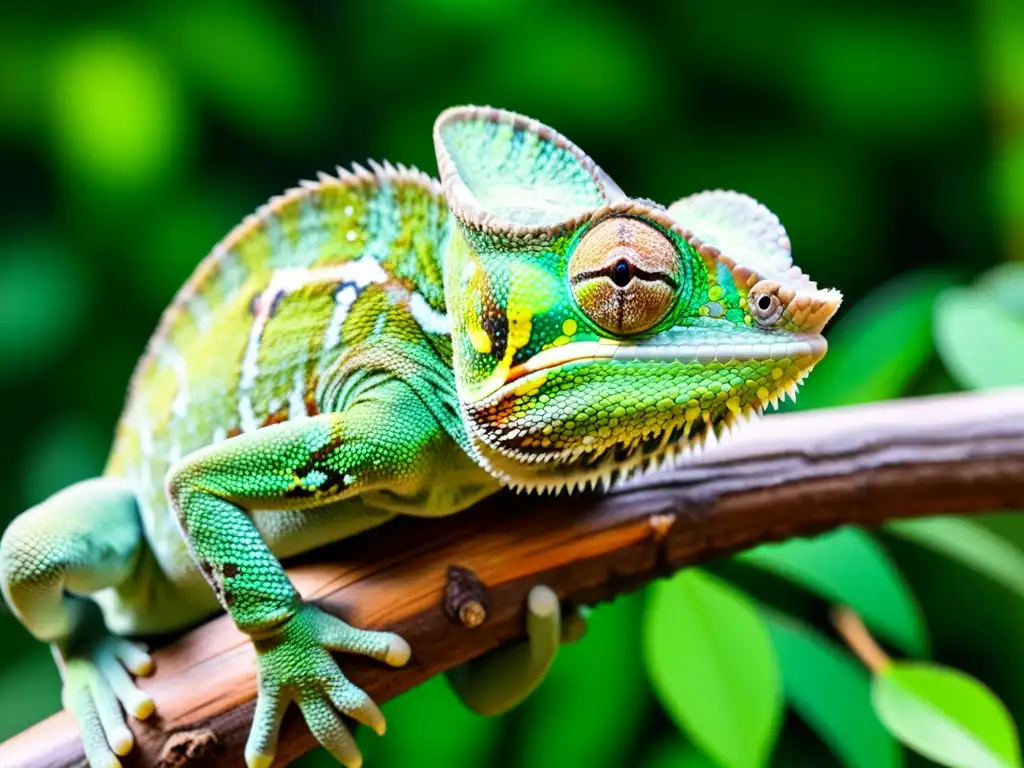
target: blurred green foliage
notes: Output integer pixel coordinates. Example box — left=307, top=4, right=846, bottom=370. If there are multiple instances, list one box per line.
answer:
left=1, top=1, right=1022, bottom=766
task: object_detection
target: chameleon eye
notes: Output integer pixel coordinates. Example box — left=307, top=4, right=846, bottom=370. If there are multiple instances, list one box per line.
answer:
left=748, top=280, right=785, bottom=327
left=568, top=217, right=681, bottom=336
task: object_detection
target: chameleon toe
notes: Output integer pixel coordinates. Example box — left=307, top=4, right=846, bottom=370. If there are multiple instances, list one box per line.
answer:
left=527, top=585, right=559, bottom=618
left=117, top=642, right=154, bottom=676
left=130, top=693, right=155, bottom=720
left=245, top=748, right=276, bottom=768
left=108, top=727, right=134, bottom=757
left=385, top=635, right=411, bottom=667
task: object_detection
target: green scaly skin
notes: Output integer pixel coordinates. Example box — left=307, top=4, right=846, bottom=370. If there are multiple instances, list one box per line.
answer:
left=0, top=106, right=841, bottom=768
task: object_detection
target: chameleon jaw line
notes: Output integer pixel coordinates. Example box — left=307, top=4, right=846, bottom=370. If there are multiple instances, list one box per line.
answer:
left=499, top=336, right=828, bottom=391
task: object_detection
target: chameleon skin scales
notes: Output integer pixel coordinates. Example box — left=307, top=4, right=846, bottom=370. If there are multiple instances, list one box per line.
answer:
left=0, top=107, right=840, bottom=768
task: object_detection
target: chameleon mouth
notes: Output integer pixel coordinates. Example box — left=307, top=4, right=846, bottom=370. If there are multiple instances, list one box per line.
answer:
left=500, top=336, right=828, bottom=392
left=464, top=335, right=826, bottom=493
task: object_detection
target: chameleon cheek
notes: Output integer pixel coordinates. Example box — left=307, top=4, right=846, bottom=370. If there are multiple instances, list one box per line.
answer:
left=568, top=217, right=680, bottom=336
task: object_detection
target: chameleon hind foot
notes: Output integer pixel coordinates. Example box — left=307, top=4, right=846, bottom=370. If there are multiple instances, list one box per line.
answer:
left=58, top=635, right=154, bottom=768
left=245, top=602, right=410, bottom=768
left=448, top=584, right=587, bottom=716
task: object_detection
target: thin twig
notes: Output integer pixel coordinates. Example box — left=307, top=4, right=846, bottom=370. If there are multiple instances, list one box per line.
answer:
left=832, top=606, right=891, bottom=673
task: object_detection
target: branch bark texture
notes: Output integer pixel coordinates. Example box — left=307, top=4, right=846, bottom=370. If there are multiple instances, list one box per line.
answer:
left=3, top=388, right=1023, bottom=768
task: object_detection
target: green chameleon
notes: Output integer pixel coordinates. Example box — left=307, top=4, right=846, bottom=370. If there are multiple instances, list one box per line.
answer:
left=0, top=106, right=840, bottom=768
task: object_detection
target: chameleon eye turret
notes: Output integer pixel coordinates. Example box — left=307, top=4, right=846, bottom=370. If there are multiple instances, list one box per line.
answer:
left=568, top=216, right=681, bottom=336
left=747, top=280, right=787, bottom=327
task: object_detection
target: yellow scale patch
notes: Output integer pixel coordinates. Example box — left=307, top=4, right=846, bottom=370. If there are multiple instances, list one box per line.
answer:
left=314, top=185, right=371, bottom=266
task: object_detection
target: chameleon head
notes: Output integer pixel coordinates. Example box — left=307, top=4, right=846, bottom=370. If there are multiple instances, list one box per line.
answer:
left=434, top=107, right=842, bottom=492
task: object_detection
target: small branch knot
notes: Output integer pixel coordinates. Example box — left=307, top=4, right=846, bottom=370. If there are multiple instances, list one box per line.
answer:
left=443, top=565, right=490, bottom=628
left=648, top=512, right=677, bottom=543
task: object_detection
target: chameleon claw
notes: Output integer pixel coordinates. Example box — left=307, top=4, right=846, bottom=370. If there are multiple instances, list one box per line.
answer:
left=108, top=727, right=134, bottom=757
left=114, top=639, right=154, bottom=676
left=385, top=635, right=411, bottom=667
left=527, top=584, right=559, bottom=618
left=127, top=691, right=155, bottom=720
left=245, top=749, right=276, bottom=768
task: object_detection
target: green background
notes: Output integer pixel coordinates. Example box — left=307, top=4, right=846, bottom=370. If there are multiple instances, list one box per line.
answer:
left=1, top=1, right=1022, bottom=766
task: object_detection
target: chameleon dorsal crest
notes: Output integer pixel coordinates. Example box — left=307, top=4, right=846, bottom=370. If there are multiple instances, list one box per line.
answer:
left=434, top=106, right=842, bottom=492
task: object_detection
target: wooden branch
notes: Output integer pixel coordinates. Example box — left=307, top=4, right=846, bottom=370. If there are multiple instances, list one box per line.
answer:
left=4, top=388, right=1024, bottom=768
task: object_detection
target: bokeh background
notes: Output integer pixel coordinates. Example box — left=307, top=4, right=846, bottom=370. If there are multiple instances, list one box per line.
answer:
left=1, top=2, right=1023, bottom=766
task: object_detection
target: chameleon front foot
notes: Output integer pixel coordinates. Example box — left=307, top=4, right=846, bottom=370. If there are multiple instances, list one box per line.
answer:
left=245, top=603, right=410, bottom=768
left=58, top=636, right=154, bottom=768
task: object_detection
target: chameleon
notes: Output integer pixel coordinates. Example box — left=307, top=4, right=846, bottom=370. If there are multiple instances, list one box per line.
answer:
left=0, top=106, right=841, bottom=768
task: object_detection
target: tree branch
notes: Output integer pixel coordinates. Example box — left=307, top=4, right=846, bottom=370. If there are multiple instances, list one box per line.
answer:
left=3, top=388, right=1024, bottom=768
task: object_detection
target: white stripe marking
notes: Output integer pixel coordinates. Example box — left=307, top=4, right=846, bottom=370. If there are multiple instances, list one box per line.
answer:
left=324, top=284, right=358, bottom=350
left=288, top=368, right=308, bottom=419
left=238, top=257, right=388, bottom=431
left=157, top=344, right=190, bottom=418
left=408, top=292, right=451, bottom=335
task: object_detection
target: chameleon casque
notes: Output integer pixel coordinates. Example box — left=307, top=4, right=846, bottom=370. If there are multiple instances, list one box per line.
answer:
left=0, top=107, right=841, bottom=768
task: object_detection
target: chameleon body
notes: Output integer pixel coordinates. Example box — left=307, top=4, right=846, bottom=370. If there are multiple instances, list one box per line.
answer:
left=0, top=107, right=840, bottom=768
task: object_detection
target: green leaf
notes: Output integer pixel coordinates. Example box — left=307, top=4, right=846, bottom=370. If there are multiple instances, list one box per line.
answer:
left=873, top=662, right=1022, bottom=768
left=798, top=15, right=972, bottom=142
left=934, top=266, right=1024, bottom=390
left=149, top=1, right=320, bottom=146
left=793, top=270, right=958, bottom=410
left=643, top=739, right=718, bottom=768
left=0, top=236, right=87, bottom=383
left=738, top=527, right=927, bottom=655
left=643, top=569, right=782, bottom=768
left=22, top=415, right=108, bottom=506
left=764, top=611, right=902, bottom=768
left=0, top=639, right=62, bottom=742
left=48, top=30, right=187, bottom=195
left=887, top=517, right=1024, bottom=603
left=974, top=263, right=1024, bottom=318
left=515, top=592, right=650, bottom=768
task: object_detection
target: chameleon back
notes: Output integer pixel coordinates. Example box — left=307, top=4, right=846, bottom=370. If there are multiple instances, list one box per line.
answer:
left=105, top=163, right=455, bottom=581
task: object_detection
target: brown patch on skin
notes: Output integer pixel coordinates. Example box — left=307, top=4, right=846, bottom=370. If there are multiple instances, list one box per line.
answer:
left=283, top=467, right=348, bottom=500
left=222, top=563, right=239, bottom=578
left=201, top=568, right=225, bottom=603
left=262, top=408, right=289, bottom=427
left=482, top=312, right=509, bottom=361
left=305, top=390, right=320, bottom=417
left=224, top=590, right=235, bottom=607
left=477, top=269, right=508, bottom=361
left=307, top=436, right=345, bottom=465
